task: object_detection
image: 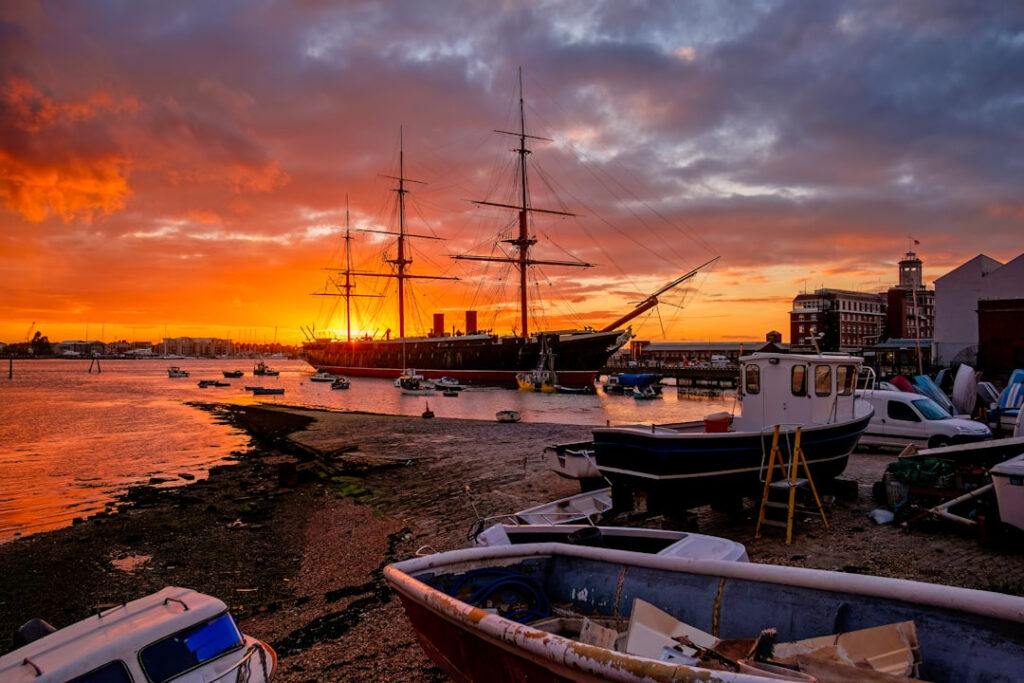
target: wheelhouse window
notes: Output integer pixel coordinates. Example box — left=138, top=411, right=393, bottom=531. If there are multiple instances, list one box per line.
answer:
left=836, top=365, right=856, bottom=395
left=814, top=365, right=832, bottom=397
left=745, top=364, right=761, bottom=394
left=70, top=661, right=132, bottom=683
left=791, top=365, right=807, bottom=396
left=140, top=613, right=244, bottom=683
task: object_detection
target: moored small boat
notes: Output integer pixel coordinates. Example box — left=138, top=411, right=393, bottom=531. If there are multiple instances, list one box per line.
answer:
left=0, top=586, right=276, bottom=683
left=167, top=366, right=189, bottom=378
left=252, top=361, right=279, bottom=376
left=331, top=377, right=350, bottom=390
left=251, top=387, right=284, bottom=395
left=222, top=369, right=244, bottom=378
left=309, top=370, right=336, bottom=382
left=496, top=410, right=521, bottom=423
left=384, top=543, right=1024, bottom=682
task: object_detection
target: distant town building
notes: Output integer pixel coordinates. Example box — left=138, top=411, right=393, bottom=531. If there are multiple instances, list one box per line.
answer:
left=789, top=289, right=885, bottom=352
left=106, top=339, right=154, bottom=356
left=53, top=340, right=106, bottom=356
left=788, top=249, right=935, bottom=354
left=886, top=250, right=934, bottom=342
left=933, top=253, right=1024, bottom=367
left=161, top=337, right=234, bottom=357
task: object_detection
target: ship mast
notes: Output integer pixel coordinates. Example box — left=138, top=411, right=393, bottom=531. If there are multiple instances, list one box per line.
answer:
left=454, top=68, right=591, bottom=338
left=357, top=127, right=457, bottom=339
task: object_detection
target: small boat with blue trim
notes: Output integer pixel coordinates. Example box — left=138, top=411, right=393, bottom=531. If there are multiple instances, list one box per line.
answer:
left=0, top=586, right=276, bottom=683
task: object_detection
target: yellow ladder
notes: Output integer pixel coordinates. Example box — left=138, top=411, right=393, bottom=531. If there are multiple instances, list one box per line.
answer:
left=755, top=426, right=830, bottom=544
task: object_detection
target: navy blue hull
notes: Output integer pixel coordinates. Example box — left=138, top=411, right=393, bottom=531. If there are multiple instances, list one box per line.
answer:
left=593, top=413, right=872, bottom=510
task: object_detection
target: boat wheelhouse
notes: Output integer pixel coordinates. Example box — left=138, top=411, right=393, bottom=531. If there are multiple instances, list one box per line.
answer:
left=592, top=352, right=873, bottom=515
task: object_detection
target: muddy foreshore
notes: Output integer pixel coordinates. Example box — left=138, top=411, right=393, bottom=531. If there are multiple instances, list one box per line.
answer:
left=1, top=403, right=1022, bottom=681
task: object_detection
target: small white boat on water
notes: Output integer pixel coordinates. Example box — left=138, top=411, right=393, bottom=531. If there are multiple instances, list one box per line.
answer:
left=398, top=370, right=435, bottom=395
left=0, top=586, right=276, bottom=683
left=309, top=370, right=337, bottom=382
left=384, top=543, right=1024, bottom=682
left=167, top=366, right=189, bottom=378
left=437, top=376, right=465, bottom=391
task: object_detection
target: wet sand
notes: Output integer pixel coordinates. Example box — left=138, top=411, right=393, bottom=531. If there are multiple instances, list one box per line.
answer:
left=1, top=403, right=1022, bottom=681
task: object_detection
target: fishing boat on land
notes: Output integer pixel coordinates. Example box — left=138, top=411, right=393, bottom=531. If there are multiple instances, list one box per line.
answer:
left=222, top=369, right=244, bottom=378
left=592, top=353, right=873, bottom=516
left=384, top=543, right=1024, bottom=682
left=302, top=72, right=717, bottom=388
left=167, top=366, right=189, bottom=378
left=251, top=387, right=284, bottom=395
left=0, top=586, right=276, bottom=683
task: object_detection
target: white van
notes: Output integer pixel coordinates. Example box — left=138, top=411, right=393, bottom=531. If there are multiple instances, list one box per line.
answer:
left=856, top=389, right=992, bottom=449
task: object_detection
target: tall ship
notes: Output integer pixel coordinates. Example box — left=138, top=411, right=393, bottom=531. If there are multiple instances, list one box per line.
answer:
left=302, top=73, right=715, bottom=387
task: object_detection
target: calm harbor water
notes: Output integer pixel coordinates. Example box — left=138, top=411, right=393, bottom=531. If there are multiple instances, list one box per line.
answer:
left=0, top=358, right=733, bottom=542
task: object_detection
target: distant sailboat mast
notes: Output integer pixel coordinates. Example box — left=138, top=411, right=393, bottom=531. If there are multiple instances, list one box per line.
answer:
left=313, top=195, right=382, bottom=343
left=454, top=68, right=592, bottom=338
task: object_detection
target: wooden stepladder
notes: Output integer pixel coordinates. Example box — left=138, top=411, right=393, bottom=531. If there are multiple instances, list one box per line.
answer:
left=755, top=426, right=830, bottom=544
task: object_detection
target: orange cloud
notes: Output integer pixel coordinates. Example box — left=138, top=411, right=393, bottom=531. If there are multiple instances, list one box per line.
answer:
left=986, top=203, right=1024, bottom=221
left=0, top=78, right=136, bottom=222
left=3, top=77, right=138, bottom=133
left=0, top=150, right=130, bottom=223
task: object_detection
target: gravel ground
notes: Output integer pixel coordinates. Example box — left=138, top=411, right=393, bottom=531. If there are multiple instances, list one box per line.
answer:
left=1, top=403, right=1022, bottom=682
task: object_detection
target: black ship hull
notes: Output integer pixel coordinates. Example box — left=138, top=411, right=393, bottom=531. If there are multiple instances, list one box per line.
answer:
left=303, top=329, right=630, bottom=388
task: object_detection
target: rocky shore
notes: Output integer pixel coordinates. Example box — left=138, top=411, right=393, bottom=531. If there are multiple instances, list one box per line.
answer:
left=1, top=403, right=1022, bottom=681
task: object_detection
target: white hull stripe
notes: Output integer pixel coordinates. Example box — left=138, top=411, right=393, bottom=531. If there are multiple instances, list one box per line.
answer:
left=598, top=451, right=850, bottom=481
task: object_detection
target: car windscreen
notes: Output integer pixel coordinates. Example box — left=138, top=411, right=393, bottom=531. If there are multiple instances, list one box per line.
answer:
left=912, top=398, right=951, bottom=420
left=140, top=612, right=243, bottom=683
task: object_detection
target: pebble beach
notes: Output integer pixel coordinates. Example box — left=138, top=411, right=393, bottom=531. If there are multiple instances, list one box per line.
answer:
left=1, top=403, right=1021, bottom=681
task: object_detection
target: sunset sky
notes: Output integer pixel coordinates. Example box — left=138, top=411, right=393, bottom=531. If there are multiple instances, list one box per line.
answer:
left=2, top=1, right=1022, bottom=346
